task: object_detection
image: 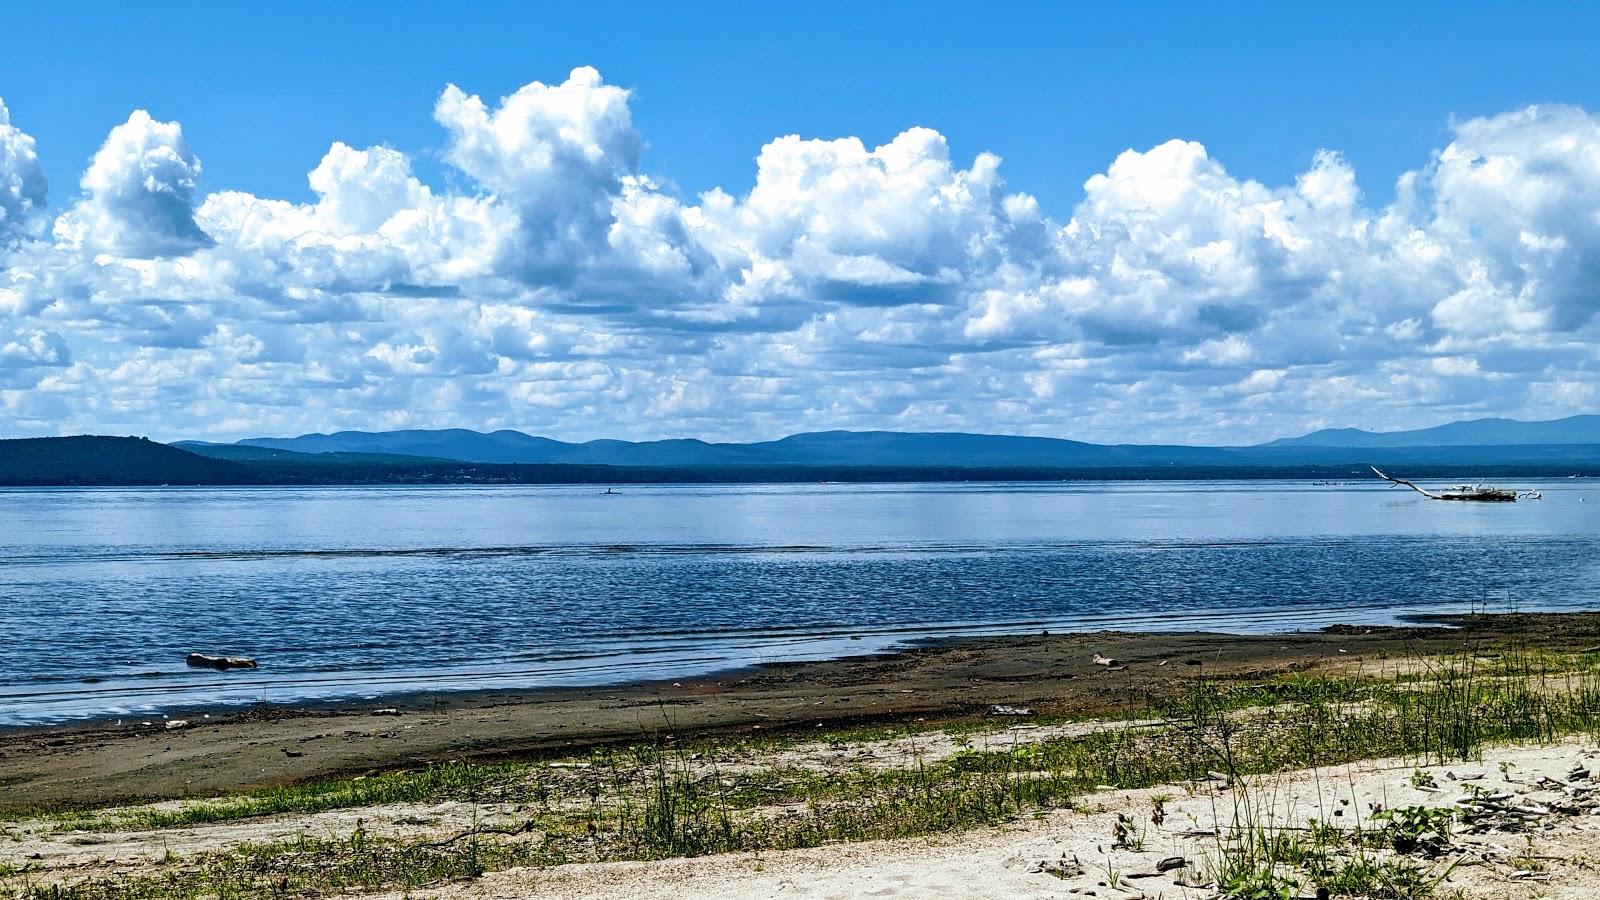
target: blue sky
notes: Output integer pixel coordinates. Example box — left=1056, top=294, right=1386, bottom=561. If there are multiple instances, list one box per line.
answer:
left=9, top=2, right=1598, bottom=212
left=1, top=3, right=1599, bottom=442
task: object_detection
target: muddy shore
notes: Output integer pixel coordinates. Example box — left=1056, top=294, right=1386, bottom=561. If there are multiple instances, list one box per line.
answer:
left=3, top=611, right=1598, bottom=813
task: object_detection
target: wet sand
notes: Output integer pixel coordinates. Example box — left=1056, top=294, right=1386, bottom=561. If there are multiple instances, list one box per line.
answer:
left=3, top=611, right=1598, bottom=813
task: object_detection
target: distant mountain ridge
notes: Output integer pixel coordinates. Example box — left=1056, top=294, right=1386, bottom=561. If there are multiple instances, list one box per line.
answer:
left=232, top=428, right=1237, bottom=468
left=228, top=415, right=1600, bottom=467
left=7, top=424, right=1600, bottom=487
left=1263, top=415, right=1600, bottom=449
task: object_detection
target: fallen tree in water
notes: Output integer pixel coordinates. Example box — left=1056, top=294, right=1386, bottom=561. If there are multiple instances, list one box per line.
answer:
left=1371, top=465, right=1528, bottom=501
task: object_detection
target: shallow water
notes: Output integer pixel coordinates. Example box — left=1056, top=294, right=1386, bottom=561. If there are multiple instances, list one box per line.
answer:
left=2, top=479, right=1596, bottom=725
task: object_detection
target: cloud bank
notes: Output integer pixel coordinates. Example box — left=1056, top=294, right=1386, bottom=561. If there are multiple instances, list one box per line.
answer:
left=1, top=70, right=1597, bottom=442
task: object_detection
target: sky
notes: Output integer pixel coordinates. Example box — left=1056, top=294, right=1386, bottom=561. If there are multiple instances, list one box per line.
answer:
left=2, top=1, right=1599, bottom=444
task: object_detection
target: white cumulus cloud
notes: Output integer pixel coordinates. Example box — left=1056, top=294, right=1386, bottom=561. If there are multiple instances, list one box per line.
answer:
left=0, top=99, right=47, bottom=244
left=53, top=110, right=210, bottom=257
left=0, top=73, right=1598, bottom=443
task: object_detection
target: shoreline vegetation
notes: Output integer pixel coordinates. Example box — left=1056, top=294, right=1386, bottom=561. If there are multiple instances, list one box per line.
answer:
left=5, top=612, right=1600, bottom=898
left=3, top=435, right=1600, bottom=487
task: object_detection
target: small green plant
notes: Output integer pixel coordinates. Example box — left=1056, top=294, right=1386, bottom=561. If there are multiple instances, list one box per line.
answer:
left=1508, top=834, right=1549, bottom=873
left=1321, top=854, right=1435, bottom=899
left=1101, top=856, right=1123, bottom=890
left=1371, top=805, right=1454, bottom=857
left=1214, top=860, right=1297, bottom=900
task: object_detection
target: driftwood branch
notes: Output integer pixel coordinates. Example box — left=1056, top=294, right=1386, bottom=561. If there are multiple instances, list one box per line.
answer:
left=414, top=819, right=539, bottom=849
left=1371, top=466, right=1441, bottom=499
left=1370, top=466, right=1519, bottom=502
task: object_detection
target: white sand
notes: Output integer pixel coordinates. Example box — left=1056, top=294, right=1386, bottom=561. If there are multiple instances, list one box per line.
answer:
left=380, top=740, right=1600, bottom=900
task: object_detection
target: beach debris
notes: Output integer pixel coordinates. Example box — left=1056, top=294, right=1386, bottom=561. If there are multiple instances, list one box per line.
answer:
left=415, top=818, right=539, bottom=849
left=1126, top=856, right=1190, bottom=879
left=1155, top=856, right=1187, bottom=873
left=163, top=719, right=189, bottom=730
left=281, top=748, right=304, bottom=758
left=1152, top=755, right=1600, bottom=895
left=1092, top=653, right=1119, bottom=667
left=1370, top=466, right=1520, bottom=502
left=185, top=653, right=257, bottom=670
left=987, top=704, right=1034, bottom=717
left=1429, top=756, right=1600, bottom=844
left=1029, top=853, right=1084, bottom=879
left=371, top=708, right=401, bottom=716
left=1111, top=812, right=1137, bottom=848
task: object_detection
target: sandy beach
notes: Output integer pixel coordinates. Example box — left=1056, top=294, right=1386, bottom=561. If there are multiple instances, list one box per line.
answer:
left=6, top=611, right=1600, bottom=898
left=373, top=740, right=1600, bottom=900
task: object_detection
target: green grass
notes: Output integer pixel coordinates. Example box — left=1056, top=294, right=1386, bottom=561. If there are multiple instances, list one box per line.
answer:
left=5, top=826, right=551, bottom=899
left=48, top=762, right=520, bottom=833
left=560, top=651, right=1600, bottom=862
left=1178, top=648, right=1600, bottom=899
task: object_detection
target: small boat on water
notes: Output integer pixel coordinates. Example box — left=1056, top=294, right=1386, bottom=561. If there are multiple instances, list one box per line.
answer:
left=186, top=652, right=257, bottom=670
left=1371, top=466, right=1522, bottom=502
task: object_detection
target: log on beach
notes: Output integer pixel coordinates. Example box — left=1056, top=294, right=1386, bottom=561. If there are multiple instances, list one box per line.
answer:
left=186, top=653, right=258, bottom=670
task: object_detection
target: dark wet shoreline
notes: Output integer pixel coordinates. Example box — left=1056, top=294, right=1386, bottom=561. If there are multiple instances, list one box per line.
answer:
left=5, top=610, right=1600, bottom=813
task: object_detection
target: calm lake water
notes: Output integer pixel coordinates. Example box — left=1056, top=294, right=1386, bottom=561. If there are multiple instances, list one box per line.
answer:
left=2, top=480, right=1597, bottom=725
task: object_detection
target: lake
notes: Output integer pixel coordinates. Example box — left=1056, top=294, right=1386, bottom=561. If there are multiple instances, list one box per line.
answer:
left=2, top=479, right=1596, bottom=725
